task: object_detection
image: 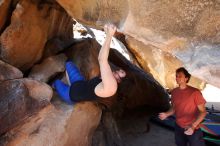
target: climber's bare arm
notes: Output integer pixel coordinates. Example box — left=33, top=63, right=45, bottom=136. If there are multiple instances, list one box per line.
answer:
left=95, top=24, right=118, bottom=98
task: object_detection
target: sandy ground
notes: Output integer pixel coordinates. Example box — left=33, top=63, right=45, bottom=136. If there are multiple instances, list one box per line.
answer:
left=122, top=121, right=176, bottom=146
left=121, top=121, right=217, bottom=146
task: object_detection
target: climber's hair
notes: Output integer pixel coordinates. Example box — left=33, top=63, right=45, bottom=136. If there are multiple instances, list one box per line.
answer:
left=110, top=63, right=122, bottom=72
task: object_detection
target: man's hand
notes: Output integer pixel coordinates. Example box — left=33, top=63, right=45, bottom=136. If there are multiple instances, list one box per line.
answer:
left=184, top=126, right=195, bottom=135
left=158, top=112, right=169, bottom=120
left=104, top=24, right=116, bottom=37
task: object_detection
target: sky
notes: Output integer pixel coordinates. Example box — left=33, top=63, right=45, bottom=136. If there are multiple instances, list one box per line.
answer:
left=202, top=84, right=220, bottom=111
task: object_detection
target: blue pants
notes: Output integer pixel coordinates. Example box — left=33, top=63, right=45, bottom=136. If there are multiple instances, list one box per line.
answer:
left=53, top=61, right=85, bottom=104
left=175, top=123, right=205, bottom=146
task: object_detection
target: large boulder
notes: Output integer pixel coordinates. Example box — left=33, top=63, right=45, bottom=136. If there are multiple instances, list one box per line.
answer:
left=63, top=38, right=170, bottom=146
left=0, top=0, right=73, bottom=70
left=125, top=36, right=205, bottom=90
left=65, top=38, right=170, bottom=112
left=0, top=101, right=102, bottom=146
left=0, top=78, right=52, bottom=135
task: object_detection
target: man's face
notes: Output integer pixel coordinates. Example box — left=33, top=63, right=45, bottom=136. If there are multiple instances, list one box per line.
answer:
left=176, top=72, right=188, bottom=85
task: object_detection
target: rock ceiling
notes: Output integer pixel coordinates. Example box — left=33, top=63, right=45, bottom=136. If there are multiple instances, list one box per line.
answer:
left=57, top=0, right=220, bottom=88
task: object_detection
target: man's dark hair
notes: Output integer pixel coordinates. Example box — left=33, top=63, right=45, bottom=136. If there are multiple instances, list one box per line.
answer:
left=176, top=67, right=191, bottom=83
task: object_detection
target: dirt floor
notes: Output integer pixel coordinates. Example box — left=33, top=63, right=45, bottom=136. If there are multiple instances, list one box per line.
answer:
left=122, top=121, right=218, bottom=146
left=122, top=121, right=176, bottom=146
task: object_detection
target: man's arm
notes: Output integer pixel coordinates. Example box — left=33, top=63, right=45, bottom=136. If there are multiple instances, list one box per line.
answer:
left=184, top=104, right=206, bottom=135
left=192, top=104, right=207, bottom=128
left=158, top=105, right=175, bottom=120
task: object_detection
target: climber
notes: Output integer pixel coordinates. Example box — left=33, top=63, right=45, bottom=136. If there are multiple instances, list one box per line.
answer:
left=53, top=24, right=126, bottom=104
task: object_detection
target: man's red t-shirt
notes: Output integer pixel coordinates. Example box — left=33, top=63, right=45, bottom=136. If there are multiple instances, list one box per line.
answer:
left=171, top=85, right=206, bottom=128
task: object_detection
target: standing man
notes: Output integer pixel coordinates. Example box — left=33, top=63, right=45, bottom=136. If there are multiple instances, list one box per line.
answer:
left=159, top=67, right=207, bottom=146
